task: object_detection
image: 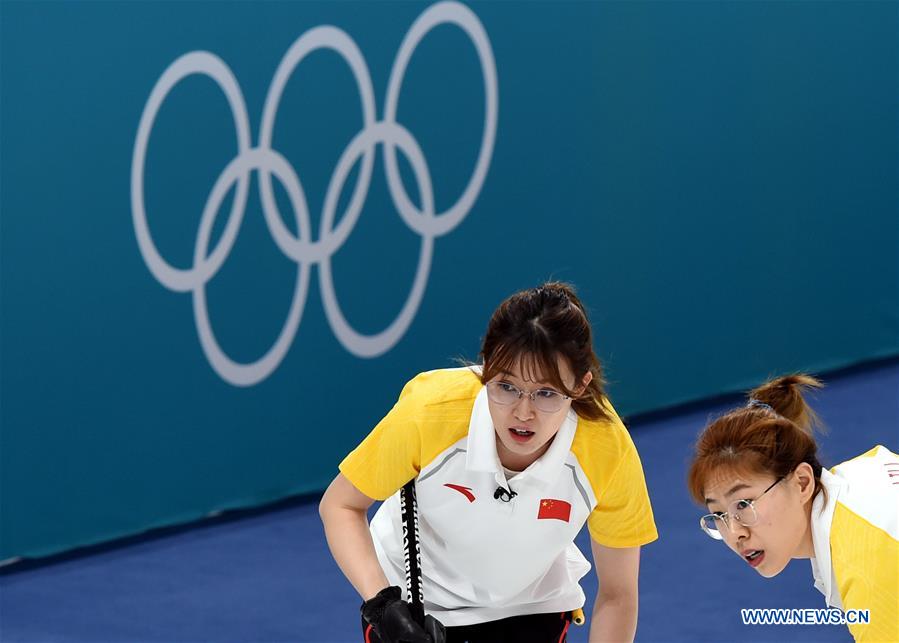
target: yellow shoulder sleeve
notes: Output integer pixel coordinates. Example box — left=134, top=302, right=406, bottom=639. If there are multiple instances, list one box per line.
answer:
left=339, top=369, right=478, bottom=500
left=831, top=502, right=898, bottom=642
left=572, top=404, right=658, bottom=548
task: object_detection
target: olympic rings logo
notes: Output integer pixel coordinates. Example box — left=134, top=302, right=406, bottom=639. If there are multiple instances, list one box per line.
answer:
left=130, top=1, right=497, bottom=386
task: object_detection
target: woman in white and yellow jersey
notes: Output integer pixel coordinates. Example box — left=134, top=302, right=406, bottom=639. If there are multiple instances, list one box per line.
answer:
left=319, top=282, right=658, bottom=643
left=688, top=375, right=898, bottom=642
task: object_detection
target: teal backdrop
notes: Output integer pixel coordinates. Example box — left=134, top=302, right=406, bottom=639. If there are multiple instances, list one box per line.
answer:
left=1, top=1, right=897, bottom=559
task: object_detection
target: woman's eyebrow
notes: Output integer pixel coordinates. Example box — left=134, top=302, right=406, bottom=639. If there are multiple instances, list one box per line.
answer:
left=705, top=482, right=753, bottom=505
left=499, top=370, right=556, bottom=387
left=725, top=482, right=752, bottom=497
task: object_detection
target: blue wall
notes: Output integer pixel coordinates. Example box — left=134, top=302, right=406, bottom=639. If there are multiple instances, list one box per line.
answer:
left=2, top=0, right=896, bottom=559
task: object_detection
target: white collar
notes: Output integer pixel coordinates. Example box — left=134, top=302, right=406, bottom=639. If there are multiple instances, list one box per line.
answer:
left=809, top=467, right=844, bottom=608
left=465, top=387, right=578, bottom=485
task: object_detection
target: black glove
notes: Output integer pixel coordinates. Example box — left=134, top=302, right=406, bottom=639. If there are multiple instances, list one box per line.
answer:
left=361, top=586, right=447, bottom=643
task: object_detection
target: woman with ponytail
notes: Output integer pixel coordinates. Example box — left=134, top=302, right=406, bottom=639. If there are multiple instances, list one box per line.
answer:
left=687, top=375, right=898, bottom=642
left=321, top=282, right=657, bottom=642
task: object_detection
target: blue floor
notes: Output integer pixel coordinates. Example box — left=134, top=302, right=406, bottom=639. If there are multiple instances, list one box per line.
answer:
left=1, top=361, right=896, bottom=642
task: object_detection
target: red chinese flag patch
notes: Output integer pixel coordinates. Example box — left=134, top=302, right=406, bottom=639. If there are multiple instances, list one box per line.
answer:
left=537, top=498, right=571, bottom=522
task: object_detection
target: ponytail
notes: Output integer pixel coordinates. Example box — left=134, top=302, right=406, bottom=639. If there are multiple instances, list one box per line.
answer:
left=748, top=374, right=824, bottom=436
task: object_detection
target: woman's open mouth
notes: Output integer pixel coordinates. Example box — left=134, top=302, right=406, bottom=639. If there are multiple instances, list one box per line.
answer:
left=508, top=428, right=535, bottom=443
left=744, top=549, right=765, bottom=568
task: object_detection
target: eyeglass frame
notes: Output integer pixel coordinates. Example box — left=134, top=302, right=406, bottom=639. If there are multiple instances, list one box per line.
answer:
left=485, top=381, right=573, bottom=413
left=699, top=476, right=785, bottom=540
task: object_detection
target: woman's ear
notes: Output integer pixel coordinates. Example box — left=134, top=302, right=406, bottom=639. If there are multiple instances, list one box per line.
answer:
left=793, top=462, right=817, bottom=504
left=575, top=371, right=593, bottom=396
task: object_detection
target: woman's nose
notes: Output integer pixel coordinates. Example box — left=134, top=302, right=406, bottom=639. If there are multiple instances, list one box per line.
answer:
left=725, top=518, right=750, bottom=541
left=513, top=394, right=535, bottom=419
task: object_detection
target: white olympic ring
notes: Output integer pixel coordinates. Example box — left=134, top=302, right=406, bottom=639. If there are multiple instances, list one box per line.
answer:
left=130, top=1, right=497, bottom=386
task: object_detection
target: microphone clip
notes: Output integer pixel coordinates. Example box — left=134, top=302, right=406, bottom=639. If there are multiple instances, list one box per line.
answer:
left=493, top=486, right=517, bottom=502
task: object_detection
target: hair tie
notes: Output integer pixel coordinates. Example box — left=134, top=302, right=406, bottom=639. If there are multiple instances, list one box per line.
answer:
left=748, top=399, right=775, bottom=413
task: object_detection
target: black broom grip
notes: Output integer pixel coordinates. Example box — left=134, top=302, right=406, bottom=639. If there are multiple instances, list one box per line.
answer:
left=399, top=479, right=425, bottom=626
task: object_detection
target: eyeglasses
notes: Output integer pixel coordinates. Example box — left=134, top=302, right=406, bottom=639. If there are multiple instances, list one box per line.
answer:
left=485, top=381, right=571, bottom=413
left=699, top=477, right=785, bottom=540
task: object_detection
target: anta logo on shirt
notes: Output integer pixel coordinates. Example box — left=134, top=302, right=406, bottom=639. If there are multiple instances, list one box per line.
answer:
left=444, top=484, right=476, bottom=502
left=885, top=461, right=899, bottom=485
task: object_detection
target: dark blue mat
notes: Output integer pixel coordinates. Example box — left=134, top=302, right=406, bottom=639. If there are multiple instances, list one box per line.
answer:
left=2, top=361, right=895, bottom=642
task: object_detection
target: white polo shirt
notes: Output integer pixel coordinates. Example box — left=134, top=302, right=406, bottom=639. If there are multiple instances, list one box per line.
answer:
left=340, top=368, right=657, bottom=626
left=809, top=445, right=898, bottom=642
